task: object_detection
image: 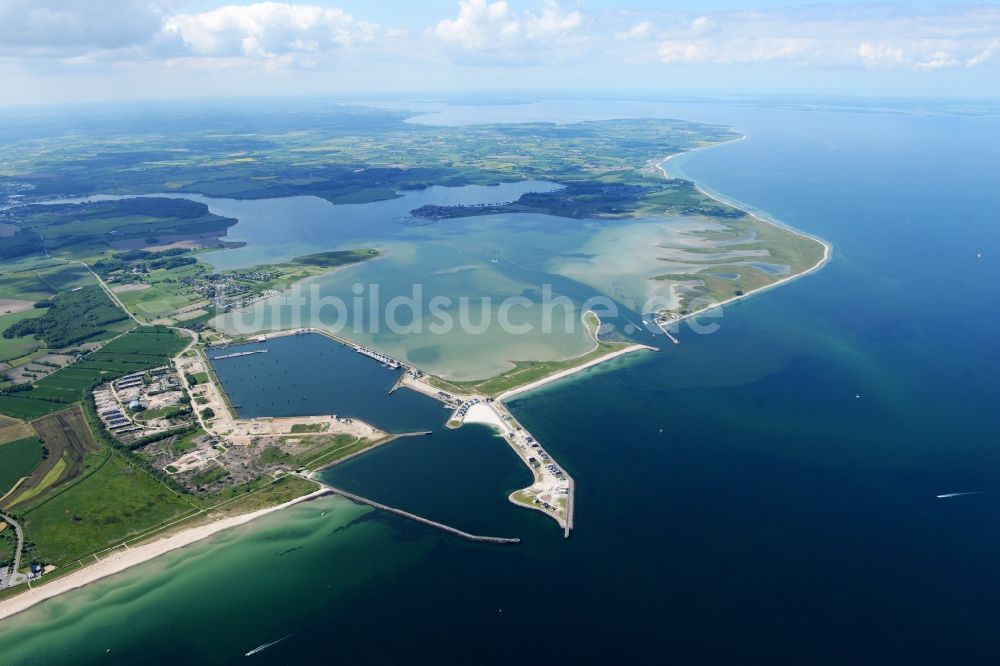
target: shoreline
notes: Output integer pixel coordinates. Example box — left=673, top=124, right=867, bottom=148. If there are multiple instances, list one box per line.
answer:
left=495, top=343, right=657, bottom=402
left=0, top=488, right=330, bottom=623
left=653, top=141, right=832, bottom=332
left=0, top=132, right=831, bottom=622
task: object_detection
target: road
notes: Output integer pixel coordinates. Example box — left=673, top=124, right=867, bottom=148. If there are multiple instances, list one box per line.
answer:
left=0, top=512, right=27, bottom=588
left=54, top=256, right=141, bottom=325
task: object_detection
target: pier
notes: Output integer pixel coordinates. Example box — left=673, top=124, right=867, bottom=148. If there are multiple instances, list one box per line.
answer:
left=212, top=349, right=268, bottom=360
left=354, top=345, right=400, bottom=368
left=313, top=481, right=520, bottom=545
left=655, top=320, right=680, bottom=344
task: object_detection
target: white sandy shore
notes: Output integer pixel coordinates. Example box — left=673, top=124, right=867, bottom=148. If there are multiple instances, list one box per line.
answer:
left=0, top=489, right=330, bottom=623
left=655, top=142, right=832, bottom=330
left=495, top=344, right=656, bottom=402
left=463, top=402, right=507, bottom=429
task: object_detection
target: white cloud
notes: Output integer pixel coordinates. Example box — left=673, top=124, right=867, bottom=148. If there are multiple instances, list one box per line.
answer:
left=1, top=0, right=998, bottom=88
left=689, top=16, right=715, bottom=36
left=161, top=2, right=378, bottom=61
left=0, top=0, right=164, bottom=56
left=965, top=40, right=1000, bottom=68
left=526, top=1, right=583, bottom=39
left=434, top=0, right=521, bottom=50
left=433, top=0, right=583, bottom=57
left=858, top=42, right=905, bottom=68
left=616, top=20, right=653, bottom=41
left=641, top=6, right=1000, bottom=71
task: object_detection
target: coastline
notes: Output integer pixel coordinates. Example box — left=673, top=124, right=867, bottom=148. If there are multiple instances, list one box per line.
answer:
left=495, top=343, right=656, bottom=402
left=0, top=133, right=831, bottom=622
left=654, top=141, right=832, bottom=332
left=0, top=488, right=330, bottom=623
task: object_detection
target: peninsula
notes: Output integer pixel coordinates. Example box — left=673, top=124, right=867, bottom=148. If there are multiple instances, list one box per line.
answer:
left=0, top=105, right=828, bottom=621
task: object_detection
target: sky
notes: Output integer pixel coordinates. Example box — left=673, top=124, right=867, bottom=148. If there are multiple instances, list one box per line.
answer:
left=0, top=0, right=998, bottom=106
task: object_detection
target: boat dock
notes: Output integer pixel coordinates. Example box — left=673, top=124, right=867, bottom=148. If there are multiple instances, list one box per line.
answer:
left=354, top=345, right=400, bottom=369
left=212, top=349, right=269, bottom=360
left=655, top=320, right=681, bottom=344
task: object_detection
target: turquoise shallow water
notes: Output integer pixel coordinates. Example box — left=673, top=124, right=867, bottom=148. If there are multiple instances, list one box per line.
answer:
left=3, top=99, right=1000, bottom=663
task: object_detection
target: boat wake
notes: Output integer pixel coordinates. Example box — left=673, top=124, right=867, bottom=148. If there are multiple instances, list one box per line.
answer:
left=936, top=491, right=984, bottom=499
left=245, top=634, right=294, bottom=656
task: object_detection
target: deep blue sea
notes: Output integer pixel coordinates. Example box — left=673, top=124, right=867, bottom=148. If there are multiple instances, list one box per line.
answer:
left=2, top=98, right=999, bottom=663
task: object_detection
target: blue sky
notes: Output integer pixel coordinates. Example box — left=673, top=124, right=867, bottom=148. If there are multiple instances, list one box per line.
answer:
left=1, top=1, right=998, bottom=106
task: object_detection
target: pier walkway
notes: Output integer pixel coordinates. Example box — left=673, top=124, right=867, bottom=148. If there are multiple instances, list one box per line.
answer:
left=308, top=479, right=520, bottom=545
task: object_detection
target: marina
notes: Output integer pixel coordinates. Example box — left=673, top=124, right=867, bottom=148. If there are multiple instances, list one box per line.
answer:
left=211, top=327, right=581, bottom=533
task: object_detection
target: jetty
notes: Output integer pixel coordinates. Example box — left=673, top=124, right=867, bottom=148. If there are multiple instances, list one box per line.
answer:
left=354, top=345, right=400, bottom=369
left=313, top=481, right=520, bottom=545
left=212, top=349, right=268, bottom=360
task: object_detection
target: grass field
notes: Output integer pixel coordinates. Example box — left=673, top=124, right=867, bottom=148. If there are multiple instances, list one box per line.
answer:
left=263, top=433, right=379, bottom=470
left=438, top=338, right=638, bottom=396
left=0, top=309, right=45, bottom=362
left=0, top=436, right=44, bottom=498
left=170, top=427, right=205, bottom=456
left=117, top=263, right=209, bottom=320
left=0, top=417, right=34, bottom=445
left=289, top=422, right=328, bottom=434
left=0, top=326, right=188, bottom=419
left=0, top=263, right=97, bottom=301
left=1, top=405, right=104, bottom=511
left=198, top=475, right=320, bottom=516
left=20, top=453, right=195, bottom=564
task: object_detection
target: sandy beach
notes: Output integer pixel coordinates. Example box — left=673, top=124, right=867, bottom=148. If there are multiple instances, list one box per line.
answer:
left=0, top=489, right=330, bottom=623
left=655, top=143, right=832, bottom=331
left=495, top=344, right=656, bottom=402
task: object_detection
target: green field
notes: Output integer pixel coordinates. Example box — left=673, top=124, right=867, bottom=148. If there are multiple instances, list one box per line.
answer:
left=192, top=464, right=229, bottom=489
left=264, top=433, right=376, bottom=470
left=2, top=406, right=104, bottom=511
left=0, top=308, right=45, bottom=362
left=0, top=436, right=44, bottom=497
left=289, top=422, right=328, bottom=434
left=20, top=453, right=194, bottom=564
left=291, top=249, right=381, bottom=268
left=0, top=326, right=188, bottom=419
left=0, top=262, right=96, bottom=302
left=133, top=404, right=191, bottom=423
left=438, top=339, right=641, bottom=397
left=3, top=284, right=130, bottom=348
left=116, top=261, right=210, bottom=320
left=224, top=248, right=381, bottom=292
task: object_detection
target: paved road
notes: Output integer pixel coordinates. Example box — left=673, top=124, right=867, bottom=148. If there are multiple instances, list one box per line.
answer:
left=0, top=512, right=27, bottom=588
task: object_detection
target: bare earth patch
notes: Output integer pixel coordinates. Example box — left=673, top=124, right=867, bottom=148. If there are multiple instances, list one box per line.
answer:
left=108, top=233, right=236, bottom=252
left=111, top=283, right=151, bottom=293
left=0, top=299, right=36, bottom=314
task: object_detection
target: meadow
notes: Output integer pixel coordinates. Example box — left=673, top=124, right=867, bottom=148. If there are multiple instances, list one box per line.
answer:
left=0, top=436, right=44, bottom=498
left=0, top=327, right=187, bottom=420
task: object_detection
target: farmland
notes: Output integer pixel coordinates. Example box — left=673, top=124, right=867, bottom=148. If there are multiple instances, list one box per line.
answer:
left=0, top=327, right=187, bottom=419
left=0, top=406, right=103, bottom=512
left=0, top=262, right=96, bottom=302
left=0, top=436, right=44, bottom=498
left=19, top=453, right=195, bottom=565
left=0, top=309, right=45, bottom=363
left=2, top=284, right=130, bottom=348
